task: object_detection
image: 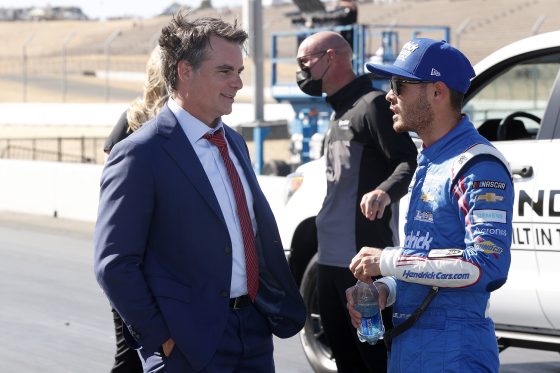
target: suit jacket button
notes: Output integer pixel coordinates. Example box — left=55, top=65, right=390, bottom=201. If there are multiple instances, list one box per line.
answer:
left=220, top=290, right=228, bottom=298
left=224, top=246, right=232, bottom=254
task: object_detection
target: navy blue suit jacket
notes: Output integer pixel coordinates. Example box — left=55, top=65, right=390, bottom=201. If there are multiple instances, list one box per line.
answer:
left=94, top=106, right=306, bottom=370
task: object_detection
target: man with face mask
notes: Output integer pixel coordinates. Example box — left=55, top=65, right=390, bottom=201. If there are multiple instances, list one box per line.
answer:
left=296, top=31, right=418, bottom=372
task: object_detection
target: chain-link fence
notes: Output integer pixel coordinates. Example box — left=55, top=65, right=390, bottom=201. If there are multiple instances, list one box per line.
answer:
left=0, top=17, right=171, bottom=103
left=0, top=43, right=152, bottom=104
left=0, top=10, right=256, bottom=104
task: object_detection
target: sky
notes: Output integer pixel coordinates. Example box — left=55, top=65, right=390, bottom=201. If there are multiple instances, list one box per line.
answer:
left=0, top=0, right=242, bottom=19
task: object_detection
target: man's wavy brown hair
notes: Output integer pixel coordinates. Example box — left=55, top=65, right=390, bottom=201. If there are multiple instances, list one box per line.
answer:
left=158, top=10, right=248, bottom=92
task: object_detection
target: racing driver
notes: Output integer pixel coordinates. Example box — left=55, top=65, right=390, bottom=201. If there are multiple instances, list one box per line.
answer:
left=346, top=38, right=514, bottom=372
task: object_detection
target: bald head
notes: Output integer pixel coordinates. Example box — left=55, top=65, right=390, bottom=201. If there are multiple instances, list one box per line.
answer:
left=299, top=31, right=353, bottom=61
left=296, top=31, right=355, bottom=96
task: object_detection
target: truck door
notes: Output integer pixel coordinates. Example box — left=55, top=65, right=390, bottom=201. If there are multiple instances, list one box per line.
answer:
left=532, top=70, right=560, bottom=329
left=464, top=51, right=560, bottom=329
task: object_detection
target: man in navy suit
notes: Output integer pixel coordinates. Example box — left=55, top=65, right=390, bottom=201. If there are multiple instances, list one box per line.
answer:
left=94, top=13, right=306, bottom=372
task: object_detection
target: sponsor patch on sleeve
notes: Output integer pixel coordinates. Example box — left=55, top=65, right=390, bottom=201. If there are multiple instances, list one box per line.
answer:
left=472, top=209, right=507, bottom=224
left=472, top=227, right=508, bottom=237
left=471, top=240, right=503, bottom=255
left=472, top=180, right=507, bottom=190
left=427, top=248, right=464, bottom=258
left=475, top=192, right=504, bottom=203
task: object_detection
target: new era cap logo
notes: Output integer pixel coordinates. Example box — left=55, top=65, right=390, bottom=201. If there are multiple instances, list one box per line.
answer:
left=430, top=68, right=441, bottom=76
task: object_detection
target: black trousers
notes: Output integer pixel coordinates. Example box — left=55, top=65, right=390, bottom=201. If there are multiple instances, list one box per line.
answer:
left=111, top=308, right=143, bottom=373
left=318, top=264, right=393, bottom=373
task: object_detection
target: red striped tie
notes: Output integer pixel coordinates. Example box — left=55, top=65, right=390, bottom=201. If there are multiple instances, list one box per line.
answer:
left=204, top=129, right=259, bottom=301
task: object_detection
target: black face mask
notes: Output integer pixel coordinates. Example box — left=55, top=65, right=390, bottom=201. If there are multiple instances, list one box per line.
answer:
left=296, top=68, right=324, bottom=97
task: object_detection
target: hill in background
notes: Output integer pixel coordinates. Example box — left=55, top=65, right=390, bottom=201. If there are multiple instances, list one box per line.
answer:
left=0, top=0, right=558, bottom=103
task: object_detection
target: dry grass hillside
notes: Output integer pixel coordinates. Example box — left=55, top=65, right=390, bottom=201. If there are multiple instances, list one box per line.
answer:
left=0, top=0, right=559, bottom=104
left=0, top=0, right=558, bottom=166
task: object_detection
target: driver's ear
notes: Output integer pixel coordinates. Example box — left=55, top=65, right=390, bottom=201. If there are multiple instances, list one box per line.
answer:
left=432, top=81, right=450, bottom=105
left=433, top=81, right=446, bottom=97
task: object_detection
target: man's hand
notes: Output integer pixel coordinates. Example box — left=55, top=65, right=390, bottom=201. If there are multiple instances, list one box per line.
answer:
left=162, top=338, right=175, bottom=357
left=360, top=189, right=390, bottom=221
left=345, top=286, right=361, bottom=329
left=349, top=246, right=383, bottom=282
left=346, top=282, right=389, bottom=329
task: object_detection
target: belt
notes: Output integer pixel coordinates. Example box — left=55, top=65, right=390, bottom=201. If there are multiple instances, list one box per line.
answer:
left=229, top=294, right=251, bottom=309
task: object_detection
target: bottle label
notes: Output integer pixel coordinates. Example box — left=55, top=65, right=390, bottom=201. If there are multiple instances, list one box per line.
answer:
left=357, top=310, right=384, bottom=344
left=361, top=312, right=383, bottom=337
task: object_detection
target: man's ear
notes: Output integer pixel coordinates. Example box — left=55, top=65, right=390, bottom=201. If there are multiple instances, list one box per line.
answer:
left=432, top=81, right=447, bottom=101
left=326, top=48, right=336, bottom=62
left=177, top=60, right=192, bottom=82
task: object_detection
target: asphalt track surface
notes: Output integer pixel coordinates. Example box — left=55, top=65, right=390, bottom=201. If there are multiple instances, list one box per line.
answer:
left=0, top=212, right=558, bottom=372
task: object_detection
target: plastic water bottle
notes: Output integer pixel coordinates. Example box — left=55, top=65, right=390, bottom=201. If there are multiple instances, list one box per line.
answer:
left=353, top=280, right=385, bottom=345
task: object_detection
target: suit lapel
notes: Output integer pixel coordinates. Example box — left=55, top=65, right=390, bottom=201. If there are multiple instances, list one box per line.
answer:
left=158, top=107, right=225, bottom=224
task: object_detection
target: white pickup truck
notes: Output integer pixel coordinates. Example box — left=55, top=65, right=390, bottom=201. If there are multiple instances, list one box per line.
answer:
left=274, top=31, right=560, bottom=372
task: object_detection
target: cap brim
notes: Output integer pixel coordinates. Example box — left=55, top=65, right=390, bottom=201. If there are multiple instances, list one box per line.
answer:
left=365, top=62, right=421, bottom=80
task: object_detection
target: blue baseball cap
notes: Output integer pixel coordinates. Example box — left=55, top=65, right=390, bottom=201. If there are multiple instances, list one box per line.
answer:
left=365, top=38, right=475, bottom=94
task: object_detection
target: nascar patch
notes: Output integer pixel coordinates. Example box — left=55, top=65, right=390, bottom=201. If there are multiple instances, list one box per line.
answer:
left=473, top=209, right=507, bottom=224
left=473, top=180, right=507, bottom=190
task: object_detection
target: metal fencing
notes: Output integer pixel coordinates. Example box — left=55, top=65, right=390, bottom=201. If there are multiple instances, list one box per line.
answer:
left=0, top=12, right=244, bottom=104
left=0, top=137, right=106, bottom=164
left=0, top=20, right=163, bottom=104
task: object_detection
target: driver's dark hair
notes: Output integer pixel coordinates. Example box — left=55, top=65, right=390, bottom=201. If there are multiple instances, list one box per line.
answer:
left=449, top=88, right=464, bottom=112
left=158, top=10, right=248, bottom=92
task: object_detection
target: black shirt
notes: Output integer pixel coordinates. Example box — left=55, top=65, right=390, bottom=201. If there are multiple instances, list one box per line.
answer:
left=316, top=74, right=418, bottom=267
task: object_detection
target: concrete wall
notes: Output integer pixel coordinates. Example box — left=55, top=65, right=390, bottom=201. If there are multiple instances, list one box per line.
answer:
left=0, top=159, right=286, bottom=223
left=0, top=102, right=291, bottom=222
left=0, top=160, right=102, bottom=221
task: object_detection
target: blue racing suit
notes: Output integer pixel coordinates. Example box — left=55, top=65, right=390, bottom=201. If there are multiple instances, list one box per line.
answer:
left=378, top=116, right=514, bottom=372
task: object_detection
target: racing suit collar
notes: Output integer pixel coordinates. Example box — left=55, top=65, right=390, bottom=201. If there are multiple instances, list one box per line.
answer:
left=418, top=115, right=473, bottom=165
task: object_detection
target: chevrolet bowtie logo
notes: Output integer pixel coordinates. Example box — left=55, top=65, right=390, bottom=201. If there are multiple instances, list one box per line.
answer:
left=476, top=193, right=504, bottom=202
left=421, top=193, right=434, bottom=202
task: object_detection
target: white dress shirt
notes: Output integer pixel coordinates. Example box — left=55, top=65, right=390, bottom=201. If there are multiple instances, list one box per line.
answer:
left=168, top=98, right=257, bottom=298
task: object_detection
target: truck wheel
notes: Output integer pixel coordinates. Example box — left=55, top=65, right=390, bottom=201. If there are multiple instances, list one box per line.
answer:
left=299, top=253, right=337, bottom=373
